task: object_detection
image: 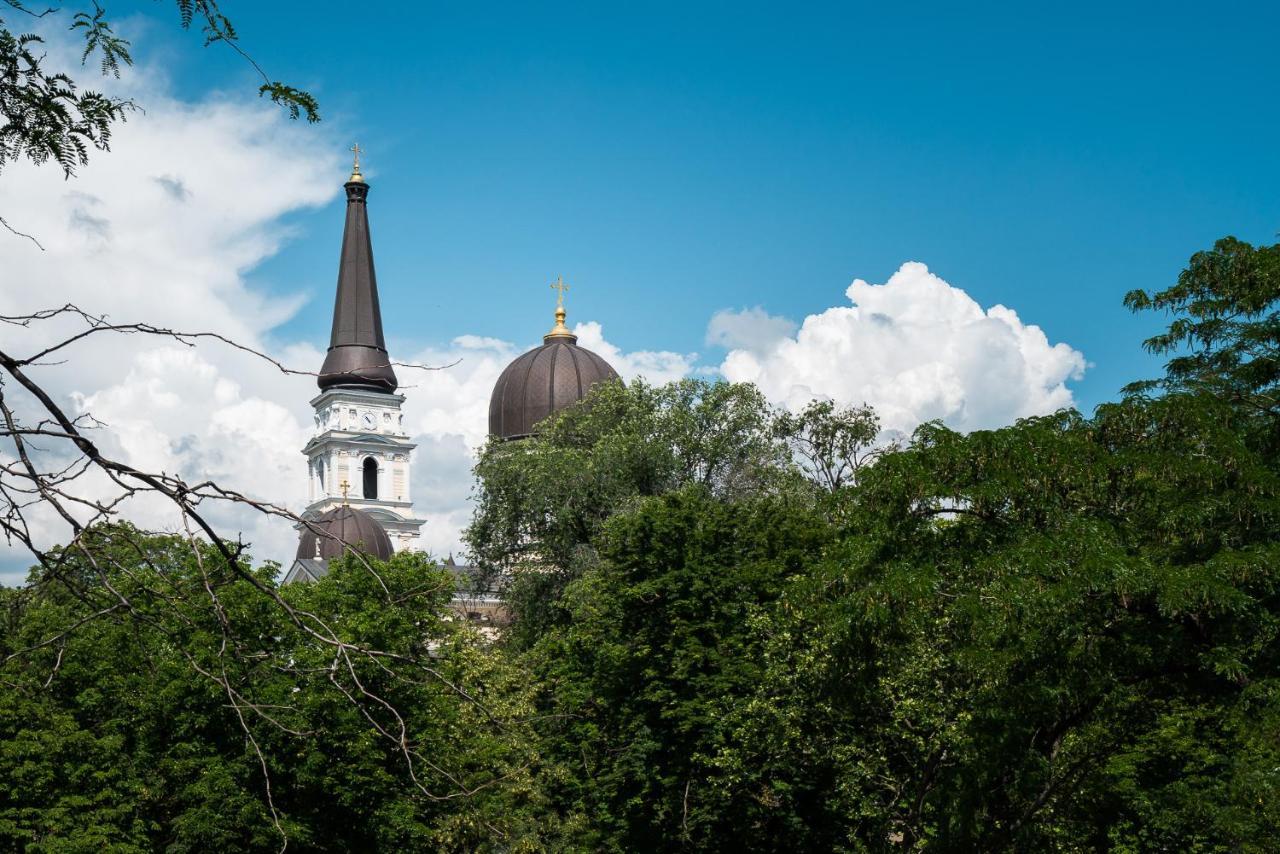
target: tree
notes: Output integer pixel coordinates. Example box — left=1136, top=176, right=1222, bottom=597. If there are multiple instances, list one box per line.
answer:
left=1124, top=235, right=1280, bottom=408
left=466, top=378, right=801, bottom=645
left=465, top=237, right=1280, bottom=850
left=0, top=526, right=557, bottom=851
left=772, top=398, right=890, bottom=494
left=526, top=487, right=834, bottom=851
left=722, top=397, right=1278, bottom=849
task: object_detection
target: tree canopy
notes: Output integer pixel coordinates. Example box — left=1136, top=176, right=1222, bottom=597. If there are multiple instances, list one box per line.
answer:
left=459, top=235, right=1280, bottom=850
left=0, top=529, right=560, bottom=851
left=6, top=236, right=1280, bottom=849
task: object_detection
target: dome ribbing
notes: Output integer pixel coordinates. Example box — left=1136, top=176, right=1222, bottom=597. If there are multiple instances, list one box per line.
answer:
left=296, top=505, right=394, bottom=562
left=488, top=335, right=619, bottom=440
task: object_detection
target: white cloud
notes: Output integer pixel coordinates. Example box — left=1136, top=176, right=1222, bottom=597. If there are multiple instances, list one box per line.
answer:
left=407, top=434, right=479, bottom=561
left=717, top=262, right=1085, bottom=435
left=0, top=27, right=338, bottom=582
left=573, top=321, right=695, bottom=385
left=706, top=306, right=798, bottom=354
left=392, top=335, right=515, bottom=558
left=74, top=348, right=313, bottom=545
left=401, top=336, right=520, bottom=449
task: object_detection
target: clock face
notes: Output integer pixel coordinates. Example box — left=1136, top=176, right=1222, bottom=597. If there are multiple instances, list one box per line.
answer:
left=361, top=412, right=376, bottom=430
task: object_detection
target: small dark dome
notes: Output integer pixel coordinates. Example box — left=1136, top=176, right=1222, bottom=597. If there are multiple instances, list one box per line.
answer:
left=489, top=333, right=620, bottom=440
left=296, top=506, right=394, bottom=561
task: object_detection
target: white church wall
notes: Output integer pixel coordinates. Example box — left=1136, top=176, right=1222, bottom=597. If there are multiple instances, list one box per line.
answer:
left=299, top=387, right=425, bottom=553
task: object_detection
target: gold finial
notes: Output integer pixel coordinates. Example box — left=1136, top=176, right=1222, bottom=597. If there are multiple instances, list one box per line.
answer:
left=339, top=479, right=350, bottom=504
left=545, top=275, right=575, bottom=339
left=348, top=143, right=364, bottom=183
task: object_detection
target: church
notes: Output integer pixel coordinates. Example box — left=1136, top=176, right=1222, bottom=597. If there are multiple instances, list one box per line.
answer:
left=282, top=151, right=619, bottom=597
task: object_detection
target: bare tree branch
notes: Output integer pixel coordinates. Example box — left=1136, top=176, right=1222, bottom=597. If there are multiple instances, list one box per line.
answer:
left=0, top=306, right=520, bottom=846
left=0, top=213, right=45, bottom=250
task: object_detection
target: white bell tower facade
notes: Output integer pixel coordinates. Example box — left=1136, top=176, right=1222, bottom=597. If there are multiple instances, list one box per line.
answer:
left=302, top=387, right=423, bottom=551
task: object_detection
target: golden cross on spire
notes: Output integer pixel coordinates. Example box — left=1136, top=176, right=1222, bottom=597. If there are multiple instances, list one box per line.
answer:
left=348, top=143, right=364, bottom=183
left=550, top=275, right=569, bottom=307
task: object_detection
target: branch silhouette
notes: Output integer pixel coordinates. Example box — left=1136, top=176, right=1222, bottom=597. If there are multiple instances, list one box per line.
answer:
left=0, top=306, right=517, bottom=849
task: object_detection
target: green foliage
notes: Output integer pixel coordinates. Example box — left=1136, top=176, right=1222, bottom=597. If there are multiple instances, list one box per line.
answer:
left=259, top=81, right=320, bottom=123
left=1125, top=236, right=1280, bottom=405
left=529, top=488, right=834, bottom=850
left=0, top=24, right=132, bottom=178
left=0, top=527, right=552, bottom=851
left=467, top=378, right=803, bottom=644
left=773, top=397, right=889, bottom=496
left=11, top=235, right=1280, bottom=849
left=72, top=5, right=133, bottom=77
left=726, top=396, right=1280, bottom=849
left=509, top=393, right=1280, bottom=849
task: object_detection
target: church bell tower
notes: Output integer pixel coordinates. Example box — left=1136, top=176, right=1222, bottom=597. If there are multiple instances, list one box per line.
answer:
left=299, top=148, right=424, bottom=551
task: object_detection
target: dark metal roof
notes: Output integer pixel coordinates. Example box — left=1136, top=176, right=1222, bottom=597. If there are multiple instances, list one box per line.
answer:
left=318, top=180, right=398, bottom=393
left=295, top=505, right=394, bottom=561
left=488, top=332, right=620, bottom=440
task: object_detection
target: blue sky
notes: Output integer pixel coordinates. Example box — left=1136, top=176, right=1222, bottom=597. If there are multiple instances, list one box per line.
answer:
left=144, top=0, right=1279, bottom=413
left=3, top=1, right=1278, bottom=576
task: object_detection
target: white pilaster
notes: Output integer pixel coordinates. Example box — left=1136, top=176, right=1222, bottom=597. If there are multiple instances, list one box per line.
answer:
left=298, top=387, right=425, bottom=551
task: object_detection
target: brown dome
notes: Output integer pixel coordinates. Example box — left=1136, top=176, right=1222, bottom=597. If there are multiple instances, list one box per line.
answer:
left=296, top=505, right=394, bottom=561
left=489, top=333, right=620, bottom=440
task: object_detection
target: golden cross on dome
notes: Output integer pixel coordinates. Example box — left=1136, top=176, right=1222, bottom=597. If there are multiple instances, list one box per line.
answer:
left=545, top=275, right=575, bottom=339
left=339, top=479, right=350, bottom=504
left=550, top=275, right=569, bottom=307
left=348, top=143, right=364, bottom=182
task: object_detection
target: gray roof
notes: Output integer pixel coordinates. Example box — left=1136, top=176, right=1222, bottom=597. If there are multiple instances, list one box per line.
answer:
left=488, top=334, right=620, bottom=440
left=284, top=558, right=330, bottom=584
left=318, top=179, right=398, bottom=393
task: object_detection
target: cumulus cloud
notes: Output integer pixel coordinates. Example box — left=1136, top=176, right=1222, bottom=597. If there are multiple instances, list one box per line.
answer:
left=573, top=321, right=695, bottom=385
left=0, top=30, right=341, bottom=582
left=706, top=306, right=798, bottom=354
left=73, top=348, right=313, bottom=549
left=717, top=262, right=1086, bottom=435
left=401, top=336, right=520, bottom=448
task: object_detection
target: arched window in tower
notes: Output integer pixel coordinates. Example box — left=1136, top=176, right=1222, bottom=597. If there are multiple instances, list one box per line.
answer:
left=362, top=456, right=378, bottom=500
left=317, top=459, right=325, bottom=492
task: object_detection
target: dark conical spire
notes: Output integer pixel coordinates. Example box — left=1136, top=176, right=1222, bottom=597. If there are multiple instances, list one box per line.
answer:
left=318, top=162, right=398, bottom=393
